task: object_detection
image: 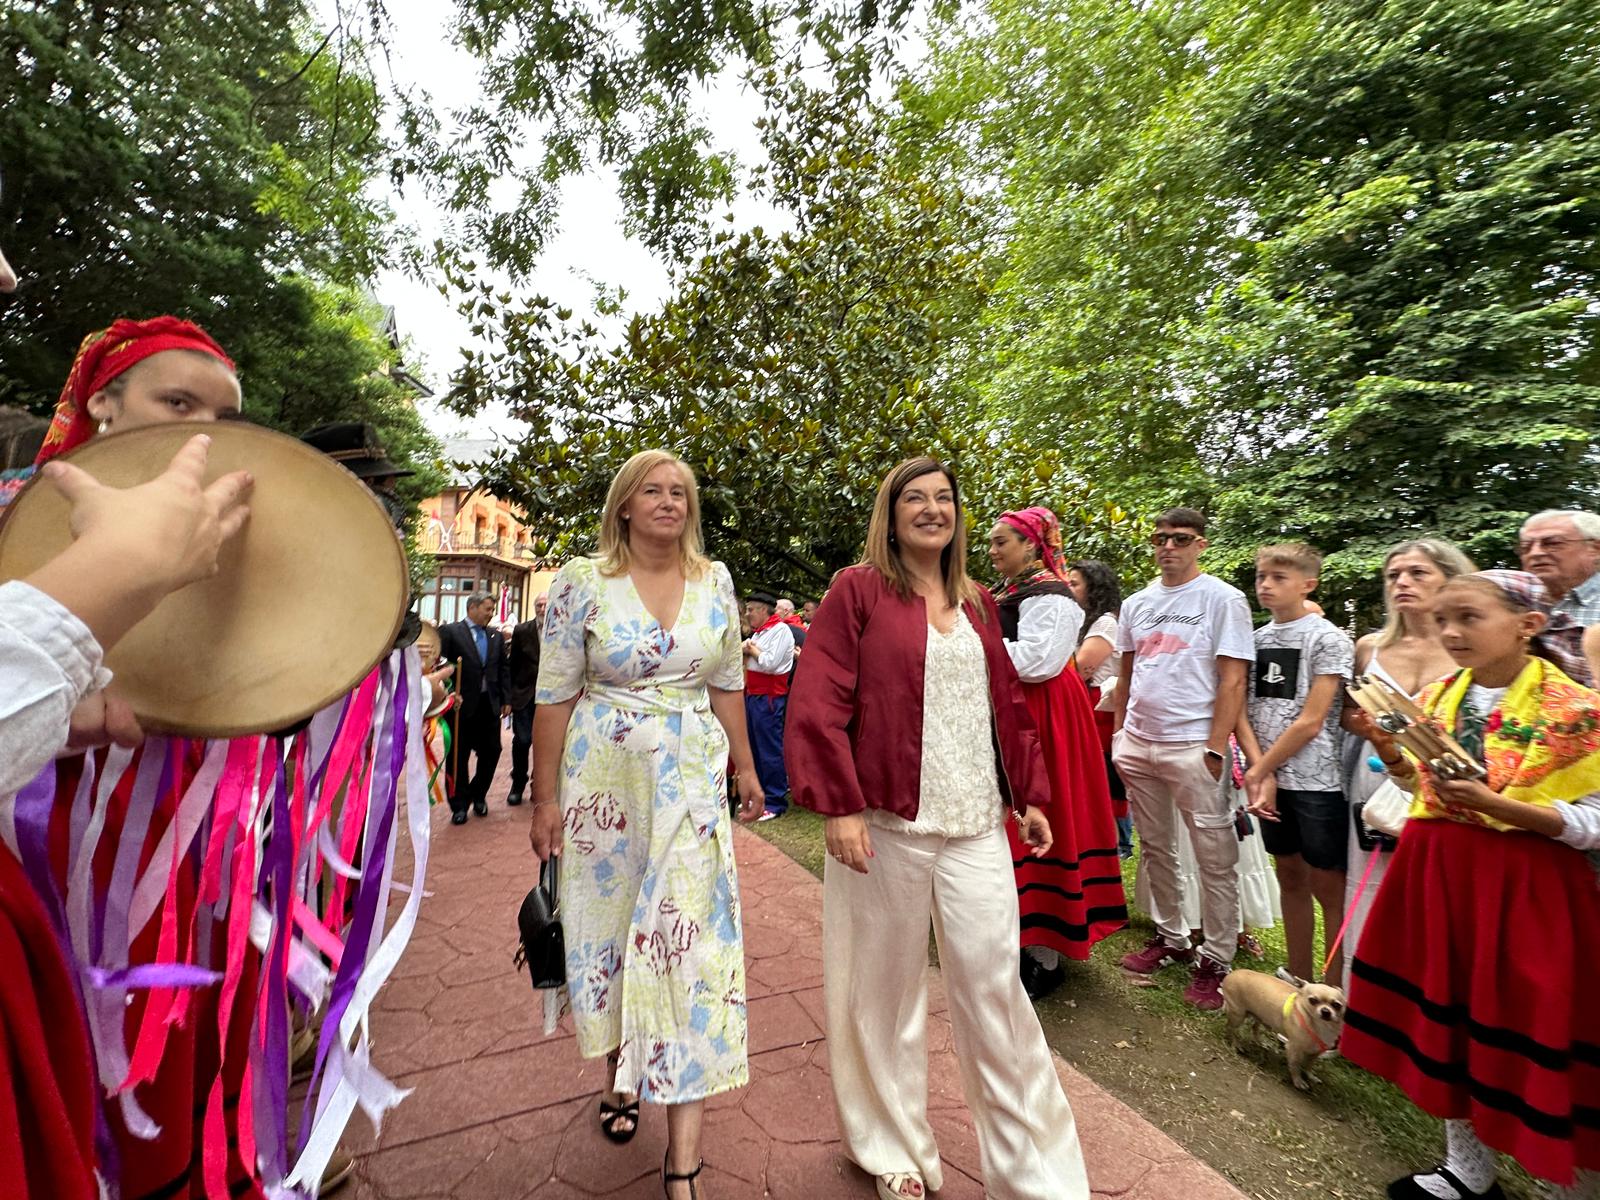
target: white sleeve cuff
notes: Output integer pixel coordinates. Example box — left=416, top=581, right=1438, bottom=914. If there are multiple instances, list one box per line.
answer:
left=1554, top=797, right=1600, bottom=852
left=0, top=579, right=111, bottom=708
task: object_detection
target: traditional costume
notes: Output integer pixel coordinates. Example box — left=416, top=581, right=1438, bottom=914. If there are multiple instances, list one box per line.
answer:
left=1343, top=575, right=1600, bottom=1188
left=993, top=508, right=1127, bottom=966
left=0, top=318, right=427, bottom=1199
left=744, top=594, right=795, bottom=815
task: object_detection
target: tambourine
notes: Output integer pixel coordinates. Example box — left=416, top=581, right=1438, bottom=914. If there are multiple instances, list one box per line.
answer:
left=1346, top=674, right=1486, bottom=781
left=0, top=421, right=410, bottom=738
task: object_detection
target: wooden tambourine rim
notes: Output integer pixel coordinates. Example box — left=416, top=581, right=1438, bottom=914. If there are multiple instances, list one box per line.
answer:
left=0, top=422, right=409, bottom=738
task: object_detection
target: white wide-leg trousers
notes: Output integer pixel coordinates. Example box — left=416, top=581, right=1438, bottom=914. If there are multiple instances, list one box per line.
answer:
left=822, top=822, right=1090, bottom=1200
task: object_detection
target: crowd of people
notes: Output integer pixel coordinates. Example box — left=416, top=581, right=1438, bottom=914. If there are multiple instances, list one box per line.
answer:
left=3, top=299, right=1598, bottom=1200
left=523, top=451, right=1600, bottom=1200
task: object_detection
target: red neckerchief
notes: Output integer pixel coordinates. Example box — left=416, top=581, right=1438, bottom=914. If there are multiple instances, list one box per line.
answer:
left=753, top=614, right=785, bottom=635
left=999, top=568, right=1059, bottom=596
left=1284, top=993, right=1337, bottom=1053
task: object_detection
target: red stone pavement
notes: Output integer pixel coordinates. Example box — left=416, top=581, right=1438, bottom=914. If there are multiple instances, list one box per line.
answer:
left=342, top=752, right=1247, bottom=1200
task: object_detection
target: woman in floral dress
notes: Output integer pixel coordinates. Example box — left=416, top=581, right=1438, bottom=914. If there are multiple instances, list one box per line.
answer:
left=529, top=449, right=764, bottom=1200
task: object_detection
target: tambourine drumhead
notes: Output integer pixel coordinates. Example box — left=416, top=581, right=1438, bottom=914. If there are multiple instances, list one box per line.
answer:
left=0, top=422, right=409, bottom=738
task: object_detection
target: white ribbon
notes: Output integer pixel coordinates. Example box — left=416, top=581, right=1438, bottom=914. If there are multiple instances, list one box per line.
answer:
left=127, top=739, right=231, bottom=940
left=285, top=649, right=431, bottom=1189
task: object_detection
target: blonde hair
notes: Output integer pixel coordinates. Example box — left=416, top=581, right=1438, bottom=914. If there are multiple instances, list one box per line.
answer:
left=1374, top=537, right=1477, bottom=648
left=596, top=449, right=711, bottom=580
left=861, top=457, right=983, bottom=614
left=1256, top=542, right=1322, bottom=575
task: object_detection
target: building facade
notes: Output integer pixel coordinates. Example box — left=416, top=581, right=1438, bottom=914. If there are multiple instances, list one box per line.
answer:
left=414, top=437, right=557, bottom=626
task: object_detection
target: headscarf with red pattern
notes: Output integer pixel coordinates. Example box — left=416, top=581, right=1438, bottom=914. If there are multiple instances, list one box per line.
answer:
left=35, top=316, right=235, bottom=465
left=999, top=505, right=1067, bottom=582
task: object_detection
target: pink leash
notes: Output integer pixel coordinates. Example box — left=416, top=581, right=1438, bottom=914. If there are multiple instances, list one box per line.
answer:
left=1322, top=844, right=1383, bottom=978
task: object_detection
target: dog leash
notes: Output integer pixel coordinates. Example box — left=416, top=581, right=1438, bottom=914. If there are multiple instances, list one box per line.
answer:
left=1321, top=844, right=1384, bottom=978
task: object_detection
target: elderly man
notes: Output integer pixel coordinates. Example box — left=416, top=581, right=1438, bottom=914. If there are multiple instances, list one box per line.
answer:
left=743, top=591, right=796, bottom=820
left=1519, top=510, right=1600, bottom=624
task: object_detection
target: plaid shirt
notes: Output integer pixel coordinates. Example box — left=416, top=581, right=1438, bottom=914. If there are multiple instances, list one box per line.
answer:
left=1553, top=569, right=1600, bottom=628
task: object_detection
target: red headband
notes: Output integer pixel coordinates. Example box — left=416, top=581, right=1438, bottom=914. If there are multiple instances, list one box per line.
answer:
left=1000, top=506, right=1066, bottom=579
left=36, top=316, right=236, bottom=465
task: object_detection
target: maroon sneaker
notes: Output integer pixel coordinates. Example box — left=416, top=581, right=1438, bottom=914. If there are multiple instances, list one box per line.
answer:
left=1184, top=956, right=1229, bottom=1010
left=1119, top=936, right=1195, bottom=976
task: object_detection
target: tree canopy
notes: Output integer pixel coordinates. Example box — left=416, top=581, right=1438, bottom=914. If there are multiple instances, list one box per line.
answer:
left=442, top=73, right=1140, bottom=594
left=0, top=0, right=443, bottom=501
left=908, top=0, right=1600, bottom=609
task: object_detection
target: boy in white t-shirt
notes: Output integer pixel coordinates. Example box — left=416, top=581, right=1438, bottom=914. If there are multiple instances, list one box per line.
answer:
left=1235, top=543, right=1354, bottom=986
left=1112, top=508, right=1255, bottom=1010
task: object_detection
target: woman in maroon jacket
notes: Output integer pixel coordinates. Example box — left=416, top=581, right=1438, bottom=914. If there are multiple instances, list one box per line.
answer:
left=785, top=458, right=1090, bottom=1200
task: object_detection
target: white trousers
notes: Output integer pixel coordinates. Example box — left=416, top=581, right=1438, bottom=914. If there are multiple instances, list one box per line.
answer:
left=1112, top=730, right=1241, bottom=965
left=823, top=823, right=1090, bottom=1200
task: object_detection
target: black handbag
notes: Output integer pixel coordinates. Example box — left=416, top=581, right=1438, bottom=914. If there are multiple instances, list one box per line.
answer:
left=513, top=855, right=565, bottom=990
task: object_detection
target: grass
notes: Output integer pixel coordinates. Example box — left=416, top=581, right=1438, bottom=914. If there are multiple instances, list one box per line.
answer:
left=747, top=808, right=1541, bottom=1199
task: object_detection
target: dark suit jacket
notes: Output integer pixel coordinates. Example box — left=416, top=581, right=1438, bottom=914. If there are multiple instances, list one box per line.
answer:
left=439, top=618, right=511, bottom=717
left=508, top=619, right=542, bottom=712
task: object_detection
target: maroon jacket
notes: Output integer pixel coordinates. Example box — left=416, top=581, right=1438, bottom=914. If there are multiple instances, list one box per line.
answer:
left=785, top=564, right=1050, bottom=821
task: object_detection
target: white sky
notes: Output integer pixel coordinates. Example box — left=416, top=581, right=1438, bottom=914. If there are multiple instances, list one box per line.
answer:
left=367, top=0, right=790, bottom=442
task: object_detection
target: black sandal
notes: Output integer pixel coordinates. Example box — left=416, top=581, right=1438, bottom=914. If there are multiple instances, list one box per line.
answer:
left=663, top=1155, right=703, bottom=1199
left=598, top=1053, right=639, bottom=1144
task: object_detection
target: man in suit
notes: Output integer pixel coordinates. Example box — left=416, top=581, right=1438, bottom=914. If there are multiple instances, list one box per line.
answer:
left=506, top=592, right=547, bottom=807
left=438, top=593, right=512, bottom=825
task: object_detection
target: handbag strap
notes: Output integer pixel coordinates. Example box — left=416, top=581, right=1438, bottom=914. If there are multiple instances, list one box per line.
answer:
left=540, top=854, right=560, bottom=917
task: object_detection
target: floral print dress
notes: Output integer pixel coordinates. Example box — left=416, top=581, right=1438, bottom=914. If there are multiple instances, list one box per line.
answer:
left=536, top=556, right=749, bottom=1103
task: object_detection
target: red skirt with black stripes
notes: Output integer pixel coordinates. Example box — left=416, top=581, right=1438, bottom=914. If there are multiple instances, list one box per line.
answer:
left=1342, top=817, right=1600, bottom=1184
left=1006, top=670, right=1128, bottom=959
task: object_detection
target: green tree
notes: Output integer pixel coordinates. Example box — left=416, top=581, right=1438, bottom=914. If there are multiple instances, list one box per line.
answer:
left=913, top=0, right=1600, bottom=610
left=0, top=1, right=401, bottom=422
left=432, top=0, right=920, bottom=269
left=444, top=75, right=1137, bottom=594
left=1194, top=0, right=1600, bottom=599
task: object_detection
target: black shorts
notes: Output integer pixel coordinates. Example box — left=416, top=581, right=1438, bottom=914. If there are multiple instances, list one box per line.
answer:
left=1259, top=789, right=1348, bottom=871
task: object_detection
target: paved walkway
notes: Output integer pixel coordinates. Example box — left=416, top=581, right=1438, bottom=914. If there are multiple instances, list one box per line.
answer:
left=346, top=752, right=1246, bottom=1200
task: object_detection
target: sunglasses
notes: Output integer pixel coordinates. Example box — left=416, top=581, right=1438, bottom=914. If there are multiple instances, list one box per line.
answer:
left=1150, top=532, right=1199, bottom=547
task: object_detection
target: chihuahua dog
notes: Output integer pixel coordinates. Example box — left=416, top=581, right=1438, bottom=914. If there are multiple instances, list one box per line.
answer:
left=1220, top=969, right=1346, bottom=1090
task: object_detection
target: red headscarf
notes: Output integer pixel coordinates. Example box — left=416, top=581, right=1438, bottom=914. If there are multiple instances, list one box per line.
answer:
left=35, top=316, right=235, bottom=465
left=1000, top=505, right=1067, bottom=581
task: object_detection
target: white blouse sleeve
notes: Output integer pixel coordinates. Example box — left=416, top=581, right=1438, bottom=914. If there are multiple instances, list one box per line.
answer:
left=0, top=580, right=111, bottom=798
left=748, top=624, right=795, bottom=674
left=1006, top=593, right=1082, bottom=684
left=1554, top=794, right=1600, bottom=851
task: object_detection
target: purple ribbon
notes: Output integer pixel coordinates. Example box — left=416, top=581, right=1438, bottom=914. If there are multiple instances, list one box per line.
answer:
left=87, top=963, right=224, bottom=989
left=296, top=660, right=406, bottom=1152
left=253, top=742, right=296, bottom=1193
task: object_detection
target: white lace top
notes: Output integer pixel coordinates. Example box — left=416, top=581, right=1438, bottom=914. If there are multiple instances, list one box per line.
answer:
left=867, top=610, right=1003, bottom=839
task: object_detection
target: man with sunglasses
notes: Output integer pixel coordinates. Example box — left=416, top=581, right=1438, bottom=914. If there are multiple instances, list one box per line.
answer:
left=1518, top=510, right=1600, bottom=627
left=1110, top=508, right=1255, bottom=1009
